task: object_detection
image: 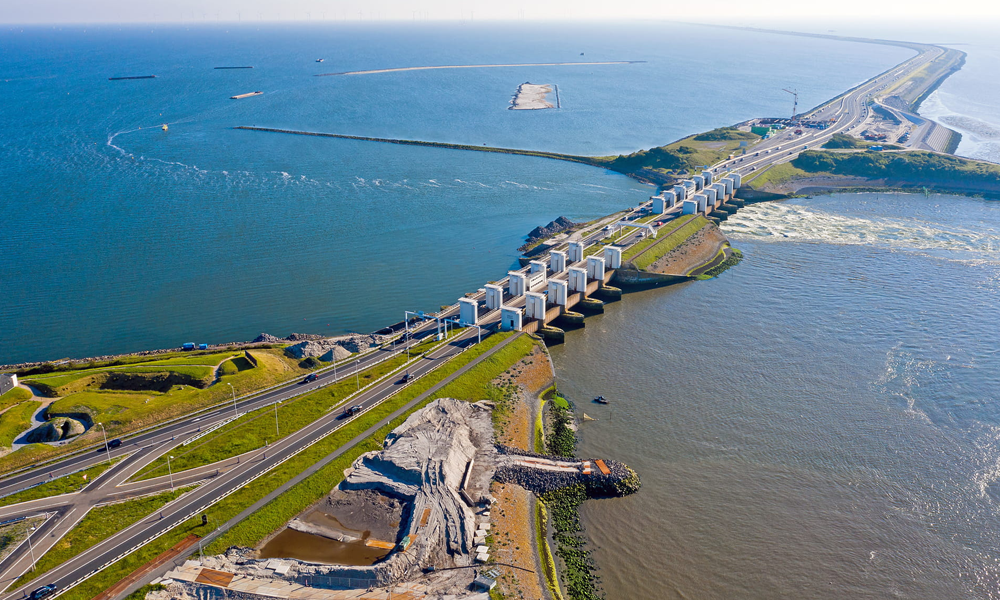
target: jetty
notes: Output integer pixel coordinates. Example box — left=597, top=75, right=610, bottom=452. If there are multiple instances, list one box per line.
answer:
left=230, top=91, right=263, bottom=99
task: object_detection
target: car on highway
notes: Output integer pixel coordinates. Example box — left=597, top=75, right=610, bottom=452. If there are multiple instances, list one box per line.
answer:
left=30, top=584, right=58, bottom=600
left=340, top=405, right=362, bottom=419
left=98, top=439, right=122, bottom=452
left=302, top=373, right=318, bottom=383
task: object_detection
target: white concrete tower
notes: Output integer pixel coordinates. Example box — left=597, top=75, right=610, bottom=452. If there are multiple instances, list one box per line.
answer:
left=547, top=279, right=568, bottom=306
left=550, top=250, right=567, bottom=273
left=525, top=292, right=547, bottom=320
left=604, top=246, right=622, bottom=269
left=458, top=298, right=478, bottom=325
left=568, top=267, right=588, bottom=293
left=508, top=272, right=527, bottom=297
left=500, top=306, right=523, bottom=331
left=682, top=199, right=698, bottom=215
left=587, top=256, right=605, bottom=282
left=485, top=284, right=504, bottom=310
left=567, top=241, right=584, bottom=263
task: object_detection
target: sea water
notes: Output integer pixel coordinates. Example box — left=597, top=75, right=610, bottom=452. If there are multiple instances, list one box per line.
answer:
left=555, top=192, right=1000, bottom=599
left=0, top=21, right=911, bottom=364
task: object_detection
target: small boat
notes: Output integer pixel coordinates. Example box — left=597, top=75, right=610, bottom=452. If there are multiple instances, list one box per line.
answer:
left=316, top=58, right=324, bottom=63
left=593, top=396, right=608, bottom=404
left=161, top=124, right=168, bottom=131
left=582, top=413, right=595, bottom=421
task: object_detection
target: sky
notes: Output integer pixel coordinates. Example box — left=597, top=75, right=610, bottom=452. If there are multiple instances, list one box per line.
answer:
left=2, top=0, right=999, bottom=23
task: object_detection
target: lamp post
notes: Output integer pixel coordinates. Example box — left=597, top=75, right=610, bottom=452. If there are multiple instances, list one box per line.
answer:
left=26, top=526, right=37, bottom=571
left=274, top=401, right=281, bottom=437
left=167, top=455, right=175, bottom=491
left=226, top=383, right=238, bottom=419
left=96, top=422, right=110, bottom=466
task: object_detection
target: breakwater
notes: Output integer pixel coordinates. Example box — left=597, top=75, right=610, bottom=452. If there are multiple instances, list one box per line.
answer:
left=315, top=60, right=645, bottom=77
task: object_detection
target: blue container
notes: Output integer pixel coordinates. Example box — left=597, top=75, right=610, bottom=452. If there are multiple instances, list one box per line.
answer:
left=182, top=342, right=195, bottom=351
left=198, top=343, right=208, bottom=350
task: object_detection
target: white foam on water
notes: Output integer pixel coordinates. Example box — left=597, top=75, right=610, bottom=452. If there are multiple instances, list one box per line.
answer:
left=722, top=202, right=1000, bottom=261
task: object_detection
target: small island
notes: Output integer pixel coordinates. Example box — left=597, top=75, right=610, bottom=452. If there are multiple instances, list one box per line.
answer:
left=510, top=82, right=558, bottom=110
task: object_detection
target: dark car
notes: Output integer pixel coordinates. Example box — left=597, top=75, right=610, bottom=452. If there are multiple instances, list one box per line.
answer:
left=98, top=439, right=122, bottom=452
left=341, top=405, right=362, bottom=419
left=30, top=584, right=58, bottom=600
left=303, top=373, right=318, bottom=383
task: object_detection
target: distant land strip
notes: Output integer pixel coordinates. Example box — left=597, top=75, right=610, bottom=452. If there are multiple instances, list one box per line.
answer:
left=233, top=126, right=602, bottom=166
left=315, top=61, right=645, bottom=77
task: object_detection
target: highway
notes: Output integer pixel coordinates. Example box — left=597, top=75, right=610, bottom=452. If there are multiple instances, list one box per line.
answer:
left=0, top=314, right=520, bottom=599
left=708, top=44, right=945, bottom=181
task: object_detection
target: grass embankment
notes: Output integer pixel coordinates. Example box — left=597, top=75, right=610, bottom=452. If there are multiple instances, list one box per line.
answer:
left=134, top=332, right=463, bottom=480
left=13, top=487, right=191, bottom=590
left=0, top=401, right=40, bottom=447
left=593, top=127, right=760, bottom=179
left=624, top=216, right=710, bottom=271
left=0, top=459, right=120, bottom=508
left=698, top=248, right=744, bottom=279
left=744, top=162, right=823, bottom=189
left=0, top=350, right=310, bottom=476
left=619, top=214, right=697, bottom=264
left=535, top=500, right=565, bottom=600
left=822, top=133, right=901, bottom=151
left=0, top=388, right=32, bottom=412
left=792, top=150, right=1000, bottom=190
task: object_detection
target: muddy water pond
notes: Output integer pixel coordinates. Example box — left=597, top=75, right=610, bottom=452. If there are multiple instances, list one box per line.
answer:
left=258, top=529, right=391, bottom=566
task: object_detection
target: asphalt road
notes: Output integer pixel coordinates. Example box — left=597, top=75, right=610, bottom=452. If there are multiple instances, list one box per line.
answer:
left=0, top=315, right=513, bottom=599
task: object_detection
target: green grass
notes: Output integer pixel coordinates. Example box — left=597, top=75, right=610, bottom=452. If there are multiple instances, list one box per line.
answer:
left=793, top=150, right=1000, bottom=188
left=51, top=333, right=515, bottom=600
left=620, top=214, right=696, bottom=263
left=629, top=216, right=710, bottom=271
left=551, top=395, right=570, bottom=410
left=534, top=400, right=546, bottom=454
left=14, top=486, right=191, bottom=589
left=0, top=459, right=121, bottom=508
left=0, top=388, right=32, bottom=412
left=124, top=584, right=166, bottom=600
left=139, top=351, right=242, bottom=367
left=535, top=499, right=565, bottom=600
left=0, top=401, right=40, bottom=447
left=0, top=350, right=311, bottom=477
left=433, top=336, right=538, bottom=401
left=744, top=162, right=820, bottom=188
left=133, top=352, right=415, bottom=480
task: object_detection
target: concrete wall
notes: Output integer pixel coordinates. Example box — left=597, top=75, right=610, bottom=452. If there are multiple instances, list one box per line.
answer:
left=550, top=251, right=567, bottom=273
left=604, top=246, right=622, bottom=269
left=508, top=272, right=526, bottom=297
left=548, top=280, right=568, bottom=306
left=485, top=284, right=504, bottom=310
left=525, top=292, right=546, bottom=320
left=568, top=267, right=587, bottom=293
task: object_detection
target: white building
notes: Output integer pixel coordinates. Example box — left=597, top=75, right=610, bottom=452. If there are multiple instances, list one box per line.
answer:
left=485, top=284, right=504, bottom=310
left=458, top=298, right=478, bottom=325
left=568, top=267, right=588, bottom=293
left=500, top=306, right=523, bottom=331
left=547, top=279, right=568, bottom=305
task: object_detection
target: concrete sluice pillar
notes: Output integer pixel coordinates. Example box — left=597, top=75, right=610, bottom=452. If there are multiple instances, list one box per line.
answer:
left=593, top=285, right=622, bottom=301
left=710, top=210, right=729, bottom=221
left=555, top=311, right=586, bottom=329
left=720, top=203, right=739, bottom=214
left=539, top=326, right=566, bottom=344
left=578, top=298, right=605, bottom=314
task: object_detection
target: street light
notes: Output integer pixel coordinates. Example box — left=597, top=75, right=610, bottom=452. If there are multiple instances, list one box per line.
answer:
left=226, top=383, right=238, bottom=419
left=26, top=526, right=37, bottom=571
left=167, top=455, right=175, bottom=491
left=274, top=401, right=281, bottom=437
left=96, top=422, right=110, bottom=466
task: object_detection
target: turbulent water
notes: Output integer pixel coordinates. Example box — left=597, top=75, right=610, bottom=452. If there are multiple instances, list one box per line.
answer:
left=0, top=22, right=911, bottom=364
left=553, top=192, right=1000, bottom=599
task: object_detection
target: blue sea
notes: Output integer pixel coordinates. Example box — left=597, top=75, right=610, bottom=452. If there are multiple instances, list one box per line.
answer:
left=3, top=19, right=1000, bottom=600
left=0, top=22, right=911, bottom=364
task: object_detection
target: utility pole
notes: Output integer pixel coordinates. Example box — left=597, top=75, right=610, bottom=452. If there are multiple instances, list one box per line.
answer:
left=167, top=455, right=175, bottom=491
left=274, top=401, right=281, bottom=437
left=227, top=383, right=238, bottom=419
left=96, top=422, right=111, bottom=466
